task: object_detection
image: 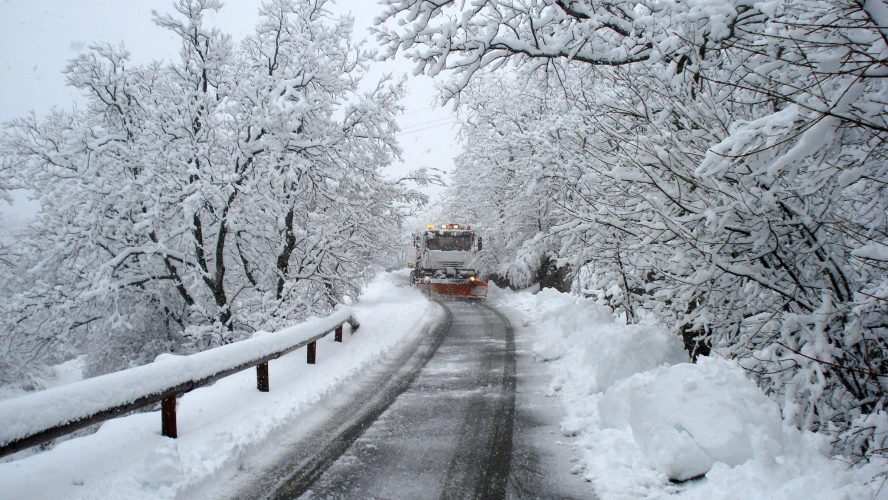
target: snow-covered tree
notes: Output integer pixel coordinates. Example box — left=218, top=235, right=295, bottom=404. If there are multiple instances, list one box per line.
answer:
left=0, top=0, right=422, bottom=380
left=444, top=75, right=568, bottom=289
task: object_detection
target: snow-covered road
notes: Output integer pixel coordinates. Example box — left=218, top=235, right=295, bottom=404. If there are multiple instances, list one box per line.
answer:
left=6, top=273, right=873, bottom=499
left=205, top=300, right=593, bottom=499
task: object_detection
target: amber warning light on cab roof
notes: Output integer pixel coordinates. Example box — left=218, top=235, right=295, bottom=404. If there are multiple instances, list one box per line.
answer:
left=426, top=223, right=472, bottom=230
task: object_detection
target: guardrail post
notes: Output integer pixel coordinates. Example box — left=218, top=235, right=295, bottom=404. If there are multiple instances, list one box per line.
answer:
left=161, top=396, right=178, bottom=438
left=307, top=341, right=316, bottom=364
left=335, top=325, right=343, bottom=342
left=257, top=362, right=269, bottom=392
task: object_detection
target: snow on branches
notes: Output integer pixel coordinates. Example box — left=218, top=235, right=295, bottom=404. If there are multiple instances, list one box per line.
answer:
left=0, top=0, right=418, bottom=380
left=396, top=0, right=888, bottom=462
left=374, top=0, right=767, bottom=102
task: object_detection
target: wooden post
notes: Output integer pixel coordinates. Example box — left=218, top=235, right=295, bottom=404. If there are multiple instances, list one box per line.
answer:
left=257, top=362, right=269, bottom=392
left=161, top=396, right=177, bottom=438
left=307, top=341, right=316, bottom=364
left=335, top=325, right=343, bottom=342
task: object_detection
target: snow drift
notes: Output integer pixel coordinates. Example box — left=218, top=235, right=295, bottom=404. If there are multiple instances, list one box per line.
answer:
left=493, top=285, right=882, bottom=498
left=599, top=357, right=784, bottom=481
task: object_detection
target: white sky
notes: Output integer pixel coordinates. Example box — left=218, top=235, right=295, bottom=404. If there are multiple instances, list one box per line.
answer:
left=0, top=0, right=458, bottom=225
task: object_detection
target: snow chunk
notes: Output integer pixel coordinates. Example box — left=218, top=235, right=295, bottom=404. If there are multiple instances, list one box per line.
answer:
left=51, top=357, right=86, bottom=387
left=586, top=323, right=688, bottom=392
left=532, top=288, right=614, bottom=363
left=527, top=288, right=687, bottom=390
left=520, top=288, right=687, bottom=391
left=600, top=357, right=784, bottom=481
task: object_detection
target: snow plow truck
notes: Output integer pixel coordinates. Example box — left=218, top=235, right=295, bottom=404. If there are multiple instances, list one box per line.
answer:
left=409, top=223, right=488, bottom=299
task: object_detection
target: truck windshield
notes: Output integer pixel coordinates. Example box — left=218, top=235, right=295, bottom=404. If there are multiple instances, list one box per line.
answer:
left=426, top=232, right=473, bottom=251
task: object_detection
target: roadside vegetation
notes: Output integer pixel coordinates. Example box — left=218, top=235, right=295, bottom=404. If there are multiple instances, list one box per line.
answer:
left=376, top=0, right=888, bottom=468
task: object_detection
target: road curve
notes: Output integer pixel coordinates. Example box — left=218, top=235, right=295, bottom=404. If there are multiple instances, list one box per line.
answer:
left=220, top=299, right=591, bottom=500
left=289, top=300, right=515, bottom=499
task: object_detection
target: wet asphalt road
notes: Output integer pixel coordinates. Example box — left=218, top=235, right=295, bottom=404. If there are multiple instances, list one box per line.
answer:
left=224, top=300, right=594, bottom=500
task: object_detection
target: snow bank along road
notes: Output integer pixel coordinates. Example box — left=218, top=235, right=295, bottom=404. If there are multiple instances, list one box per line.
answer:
left=0, top=274, right=593, bottom=500
left=211, top=300, right=591, bottom=499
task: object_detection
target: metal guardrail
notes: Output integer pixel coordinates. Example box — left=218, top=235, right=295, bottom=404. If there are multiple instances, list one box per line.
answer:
left=0, top=309, right=360, bottom=459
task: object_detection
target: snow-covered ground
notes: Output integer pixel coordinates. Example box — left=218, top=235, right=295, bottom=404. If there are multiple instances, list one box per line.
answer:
left=0, top=270, right=431, bottom=500
left=4, top=273, right=886, bottom=499
left=490, top=285, right=888, bottom=499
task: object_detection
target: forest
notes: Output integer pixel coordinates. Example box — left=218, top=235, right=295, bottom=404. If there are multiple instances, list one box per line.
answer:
left=1, top=0, right=886, bottom=471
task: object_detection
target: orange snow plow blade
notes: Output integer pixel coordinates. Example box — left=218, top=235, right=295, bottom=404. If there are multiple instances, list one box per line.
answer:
left=417, top=280, right=487, bottom=299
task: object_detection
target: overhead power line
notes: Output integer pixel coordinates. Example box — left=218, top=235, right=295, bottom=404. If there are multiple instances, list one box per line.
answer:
left=399, top=105, right=437, bottom=116
left=398, top=116, right=454, bottom=132
left=396, top=120, right=459, bottom=136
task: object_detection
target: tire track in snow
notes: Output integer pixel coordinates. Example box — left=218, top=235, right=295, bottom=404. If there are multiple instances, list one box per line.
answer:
left=439, top=302, right=516, bottom=499
left=245, top=299, right=519, bottom=499
left=258, top=302, right=453, bottom=500
left=478, top=302, right=517, bottom=499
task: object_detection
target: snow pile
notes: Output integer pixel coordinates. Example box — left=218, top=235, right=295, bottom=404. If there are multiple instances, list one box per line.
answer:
left=599, top=357, right=784, bottom=481
left=497, top=287, right=687, bottom=392
left=0, top=270, right=431, bottom=500
left=494, top=285, right=882, bottom=499
left=583, top=321, right=687, bottom=393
